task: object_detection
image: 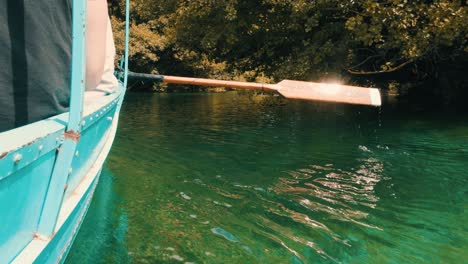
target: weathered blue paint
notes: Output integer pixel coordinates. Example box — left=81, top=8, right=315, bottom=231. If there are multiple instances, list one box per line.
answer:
left=0, top=152, right=56, bottom=263
left=37, top=137, right=80, bottom=236
left=37, top=0, right=88, bottom=237
left=47, top=84, right=127, bottom=264
left=0, top=114, right=67, bottom=264
left=34, top=166, right=101, bottom=264
left=0, top=89, right=124, bottom=263
left=68, top=0, right=87, bottom=131
left=0, top=119, right=65, bottom=181
left=0, top=0, right=130, bottom=262
left=0, top=95, right=118, bottom=181
left=65, top=107, right=117, bottom=200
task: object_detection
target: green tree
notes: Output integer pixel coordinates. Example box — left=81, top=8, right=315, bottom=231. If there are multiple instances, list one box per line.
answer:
left=110, top=0, right=467, bottom=100
left=345, top=0, right=467, bottom=76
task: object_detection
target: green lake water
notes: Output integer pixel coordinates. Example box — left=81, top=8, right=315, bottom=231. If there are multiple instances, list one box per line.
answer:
left=66, top=92, right=467, bottom=263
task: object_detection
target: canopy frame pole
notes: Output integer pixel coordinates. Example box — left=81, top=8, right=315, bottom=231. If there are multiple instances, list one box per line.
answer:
left=37, top=0, right=87, bottom=237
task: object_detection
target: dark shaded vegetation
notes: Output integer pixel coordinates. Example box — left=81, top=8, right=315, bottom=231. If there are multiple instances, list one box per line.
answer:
left=110, top=0, right=467, bottom=107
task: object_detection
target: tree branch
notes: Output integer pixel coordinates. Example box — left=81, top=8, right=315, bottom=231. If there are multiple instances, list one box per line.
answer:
left=348, top=54, right=383, bottom=70
left=347, top=59, right=414, bottom=75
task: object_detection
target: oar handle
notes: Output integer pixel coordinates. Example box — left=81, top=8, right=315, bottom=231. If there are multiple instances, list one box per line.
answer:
left=162, top=75, right=278, bottom=91
left=127, top=71, right=164, bottom=82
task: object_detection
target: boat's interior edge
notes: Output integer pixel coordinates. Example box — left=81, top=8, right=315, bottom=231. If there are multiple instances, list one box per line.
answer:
left=1, top=90, right=123, bottom=264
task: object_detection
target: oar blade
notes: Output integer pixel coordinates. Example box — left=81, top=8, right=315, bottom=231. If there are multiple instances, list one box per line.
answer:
left=277, top=80, right=381, bottom=106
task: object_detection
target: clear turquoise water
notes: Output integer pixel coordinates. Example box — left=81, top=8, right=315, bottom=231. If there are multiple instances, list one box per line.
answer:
left=66, top=93, right=467, bottom=263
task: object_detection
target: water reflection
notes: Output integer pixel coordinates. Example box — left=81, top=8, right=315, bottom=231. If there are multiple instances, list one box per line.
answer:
left=272, top=154, right=384, bottom=228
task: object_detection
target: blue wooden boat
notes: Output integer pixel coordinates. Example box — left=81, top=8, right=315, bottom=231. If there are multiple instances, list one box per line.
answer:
left=0, top=0, right=130, bottom=262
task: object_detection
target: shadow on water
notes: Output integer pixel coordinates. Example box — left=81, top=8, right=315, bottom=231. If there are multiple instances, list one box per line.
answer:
left=68, top=92, right=468, bottom=263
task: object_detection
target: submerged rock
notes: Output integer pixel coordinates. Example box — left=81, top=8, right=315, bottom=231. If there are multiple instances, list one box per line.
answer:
left=211, top=227, right=239, bottom=242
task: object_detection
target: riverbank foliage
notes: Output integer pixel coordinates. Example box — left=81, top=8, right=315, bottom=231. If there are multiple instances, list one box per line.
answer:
left=110, top=0, right=467, bottom=103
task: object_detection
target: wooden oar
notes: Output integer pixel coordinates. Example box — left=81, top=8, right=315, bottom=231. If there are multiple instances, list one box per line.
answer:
left=127, top=72, right=381, bottom=106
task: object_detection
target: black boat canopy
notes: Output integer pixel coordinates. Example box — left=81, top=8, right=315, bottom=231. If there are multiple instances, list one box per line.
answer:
left=0, top=0, right=72, bottom=132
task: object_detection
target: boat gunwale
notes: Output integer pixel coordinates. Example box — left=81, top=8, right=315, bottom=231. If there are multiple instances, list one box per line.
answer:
left=0, top=92, right=121, bottom=182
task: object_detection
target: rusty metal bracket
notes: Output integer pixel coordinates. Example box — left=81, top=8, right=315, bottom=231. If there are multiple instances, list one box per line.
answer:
left=63, top=130, right=81, bottom=142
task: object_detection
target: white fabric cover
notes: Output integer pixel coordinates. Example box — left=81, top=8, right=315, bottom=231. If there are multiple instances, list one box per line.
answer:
left=86, top=0, right=108, bottom=91
left=95, top=17, right=118, bottom=93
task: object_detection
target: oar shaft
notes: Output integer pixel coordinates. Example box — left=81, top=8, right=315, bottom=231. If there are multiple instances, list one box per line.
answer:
left=162, top=75, right=278, bottom=91
left=127, top=72, right=278, bottom=91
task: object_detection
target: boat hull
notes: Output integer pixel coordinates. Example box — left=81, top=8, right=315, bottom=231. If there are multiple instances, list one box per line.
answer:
left=1, top=86, right=125, bottom=263
left=33, top=169, right=101, bottom=264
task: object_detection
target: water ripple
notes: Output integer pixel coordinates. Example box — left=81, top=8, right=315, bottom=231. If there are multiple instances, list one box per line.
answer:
left=68, top=93, right=468, bottom=264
